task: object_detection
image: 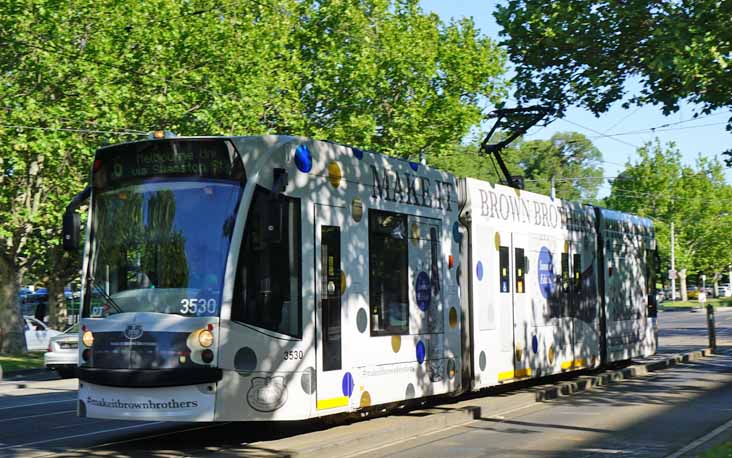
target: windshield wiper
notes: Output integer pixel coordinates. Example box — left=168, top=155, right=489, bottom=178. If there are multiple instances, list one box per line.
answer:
left=88, top=276, right=124, bottom=314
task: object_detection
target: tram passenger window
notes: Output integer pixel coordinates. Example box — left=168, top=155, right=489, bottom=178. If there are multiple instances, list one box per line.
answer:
left=369, top=210, right=409, bottom=335
left=561, top=253, right=570, bottom=293
left=232, top=185, right=302, bottom=338
left=499, top=246, right=510, bottom=293
left=515, top=248, right=525, bottom=294
left=573, top=254, right=581, bottom=294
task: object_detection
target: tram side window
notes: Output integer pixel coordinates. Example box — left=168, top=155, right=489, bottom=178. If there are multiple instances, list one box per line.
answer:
left=499, top=246, right=510, bottom=293
left=573, top=253, right=582, bottom=295
left=561, top=253, right=570, bottom=294
left=514, top=248, right=525, bottom=294
left=369, top=210, right=409, bottom=335
left=232, top=185, right=302, bottom=338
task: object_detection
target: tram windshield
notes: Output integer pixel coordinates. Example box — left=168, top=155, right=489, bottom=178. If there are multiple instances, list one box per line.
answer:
left=83, top=139, right=245, bottom=318
left=84, top=180, right=242, bottom=318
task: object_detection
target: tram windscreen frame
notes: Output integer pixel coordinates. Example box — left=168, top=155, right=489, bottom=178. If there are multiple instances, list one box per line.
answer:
left=83, top=139, right=245, bottom=318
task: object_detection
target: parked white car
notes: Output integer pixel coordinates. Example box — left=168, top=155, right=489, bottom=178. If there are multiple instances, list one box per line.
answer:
left=23, top=316, right=61, bottom=352
left=43, top=324, right=79, bottom=378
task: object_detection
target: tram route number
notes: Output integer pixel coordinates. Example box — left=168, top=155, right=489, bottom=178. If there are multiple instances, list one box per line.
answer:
left=180, top=298, right=217, bottom=315
left=283, top=350, right=304, bottom=361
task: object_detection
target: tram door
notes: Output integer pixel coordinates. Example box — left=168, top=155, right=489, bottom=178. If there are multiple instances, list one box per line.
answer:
left=314, top=204, right=350, bottom=412
left=495, top=229, right=516, bottom=382
left=511, top=233, right=531, bottom=379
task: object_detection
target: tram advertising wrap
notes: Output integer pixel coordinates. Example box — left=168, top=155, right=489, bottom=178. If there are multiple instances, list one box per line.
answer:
left=65, top=134, right=657, bottom=422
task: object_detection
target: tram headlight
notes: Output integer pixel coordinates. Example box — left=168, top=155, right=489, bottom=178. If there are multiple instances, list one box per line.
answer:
left=82, top=330, right=94, bottom=347
left=198, top=329, right=214, bottom=348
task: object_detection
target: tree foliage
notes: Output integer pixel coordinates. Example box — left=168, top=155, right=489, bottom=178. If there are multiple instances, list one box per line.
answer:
left=0, top=0, right=507, bottom=347
left=604, top=141, right=732, bottom=287
left=494, top=1, right=732, bottom=130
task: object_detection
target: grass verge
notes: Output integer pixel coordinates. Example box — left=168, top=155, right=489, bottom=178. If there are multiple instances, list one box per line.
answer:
left=701, top=441, right=732, bottom=458
left=661, top=297, right=732, bottom=308
left=0, top=352, right=45, bottom=374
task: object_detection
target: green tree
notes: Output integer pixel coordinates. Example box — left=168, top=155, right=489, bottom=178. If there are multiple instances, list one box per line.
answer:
left=604, top=141, right=732, bottom=299
left=0, top=0, right=507, bottom=350
left=494, top=1, right=732, bottom=120
left=507, top=132, right=603, bottom=202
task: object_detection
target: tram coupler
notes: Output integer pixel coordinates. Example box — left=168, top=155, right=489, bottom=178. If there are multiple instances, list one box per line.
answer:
left=706, top=304, right=717, bottom=353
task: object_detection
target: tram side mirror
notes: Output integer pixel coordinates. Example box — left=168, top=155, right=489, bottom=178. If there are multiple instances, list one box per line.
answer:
left=62, top=211, right=81, bottom=251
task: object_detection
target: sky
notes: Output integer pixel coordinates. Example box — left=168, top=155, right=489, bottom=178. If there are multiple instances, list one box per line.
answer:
left=420, top=0, right=732, bottom=196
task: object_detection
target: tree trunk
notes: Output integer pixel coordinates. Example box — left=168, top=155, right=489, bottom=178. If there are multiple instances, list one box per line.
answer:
left=678, top=269, right=688, bottom=302
left=0, top=256, right=27, bottom=353
left=46, top=278, right=68, bottom=331
left=713, top=272, right=721, bottom=298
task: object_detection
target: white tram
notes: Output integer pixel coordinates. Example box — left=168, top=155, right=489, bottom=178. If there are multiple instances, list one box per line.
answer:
left=65, top=135, right=657, bottom=422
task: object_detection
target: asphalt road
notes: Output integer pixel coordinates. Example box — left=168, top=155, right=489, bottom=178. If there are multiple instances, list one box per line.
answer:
left=0, top=308, right=726, bottom=458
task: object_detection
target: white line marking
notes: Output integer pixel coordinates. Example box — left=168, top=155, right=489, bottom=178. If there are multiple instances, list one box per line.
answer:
left=664, top=416, right=732, bottom=458
left=0, top=410, right=75, bottom=423
left=0, top=422, right=163, bottom=451
left=0, top=399, right=76, bottom=411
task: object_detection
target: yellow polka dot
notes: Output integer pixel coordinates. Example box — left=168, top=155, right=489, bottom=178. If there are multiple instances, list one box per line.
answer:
left=391, top=335, right=401, bottom=353
left=449, top=307, right=458, bottom=329
left=564, top=240, right=569, bottom=253
left=327, top=161, right=342, bottom=188
left=515, top=348, right=523, bottom=362
left=411, top=223, right=420, bottom=244
left=548, top=345, right=555, bottom=365
left=360, top=391, right=371, bottom=408
left=340, top=271, right=347, bottom=296
left=494, top=232, right=501, bottom=250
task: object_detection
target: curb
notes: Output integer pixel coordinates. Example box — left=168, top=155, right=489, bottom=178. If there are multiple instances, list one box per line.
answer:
left=535, top=349, right=712, bottom=401
left=254, top=348, right=714, bottom=458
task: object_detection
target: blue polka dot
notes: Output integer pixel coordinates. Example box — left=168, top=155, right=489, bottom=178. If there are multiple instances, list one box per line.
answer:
left=352, top=148, right=364, bottom=160
left=476, top=261, right=483, bottom=281
left=532, top=335, right=539, bottom=353
left=452, top=222, right=462, bottom=243
left=294, top=144, right=312, bottom=173
left=416, top=341, right=426, bottom=364
left=342, top=372, right=354, bottom=397
left=409, top=161, right=419, bottom=171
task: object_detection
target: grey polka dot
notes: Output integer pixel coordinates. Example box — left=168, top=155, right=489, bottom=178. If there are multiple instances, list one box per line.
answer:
left=234, top=347, right=257, bottom=372
left=356, top=308, right=368, bottom=333
left=405, top=383, right=415, bottom=399
left=479, top=351, right=487, bottom=371
left=301, top=367, right=316, bottom=394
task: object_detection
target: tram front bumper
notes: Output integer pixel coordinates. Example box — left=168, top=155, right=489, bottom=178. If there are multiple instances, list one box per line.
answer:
left=78, top=380, right=218, bottom=422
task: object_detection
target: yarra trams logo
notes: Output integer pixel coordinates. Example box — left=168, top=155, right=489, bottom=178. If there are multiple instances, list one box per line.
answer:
left=124, top=324, right=144, bottom=340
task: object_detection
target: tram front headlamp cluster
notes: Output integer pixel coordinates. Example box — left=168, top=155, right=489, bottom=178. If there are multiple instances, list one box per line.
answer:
left=198, top=329, right=214, bottom=348
left=82, top=330, right=94, bottom=347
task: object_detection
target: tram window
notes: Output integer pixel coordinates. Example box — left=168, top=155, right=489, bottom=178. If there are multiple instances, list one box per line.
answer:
left=573, top=253, right=581, bottom=294
left=369, top=210, right=409, bottom=335
left=499, top=246, right=510, bottom=293
left=561, top=253, right=570, bottom=294
left=232, top=186, right=302, bottom=338
left=514, top=248, right=525, bottom=294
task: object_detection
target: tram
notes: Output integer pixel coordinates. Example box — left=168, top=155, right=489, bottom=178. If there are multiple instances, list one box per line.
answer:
left=62, top=134, right=657, bottom=422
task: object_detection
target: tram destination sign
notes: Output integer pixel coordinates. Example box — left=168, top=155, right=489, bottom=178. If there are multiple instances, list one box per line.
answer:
left=96, top=139, right=242, bottom=187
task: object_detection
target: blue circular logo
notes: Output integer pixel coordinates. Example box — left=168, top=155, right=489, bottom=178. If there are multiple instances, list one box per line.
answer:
left=476, top=261, right=483, bottom=281
left=538, top=247, right=555, bottom=298
left=416, top=272, right=431, bottom=311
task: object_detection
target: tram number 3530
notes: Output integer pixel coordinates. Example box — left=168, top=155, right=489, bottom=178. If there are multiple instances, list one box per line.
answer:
left=283, top=350, right=304, bottom=360
left=180, top=298, right=217, bottom=315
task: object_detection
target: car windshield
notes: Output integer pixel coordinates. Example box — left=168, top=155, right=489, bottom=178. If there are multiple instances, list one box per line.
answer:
left=84, top=179, right=243, bottom=318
